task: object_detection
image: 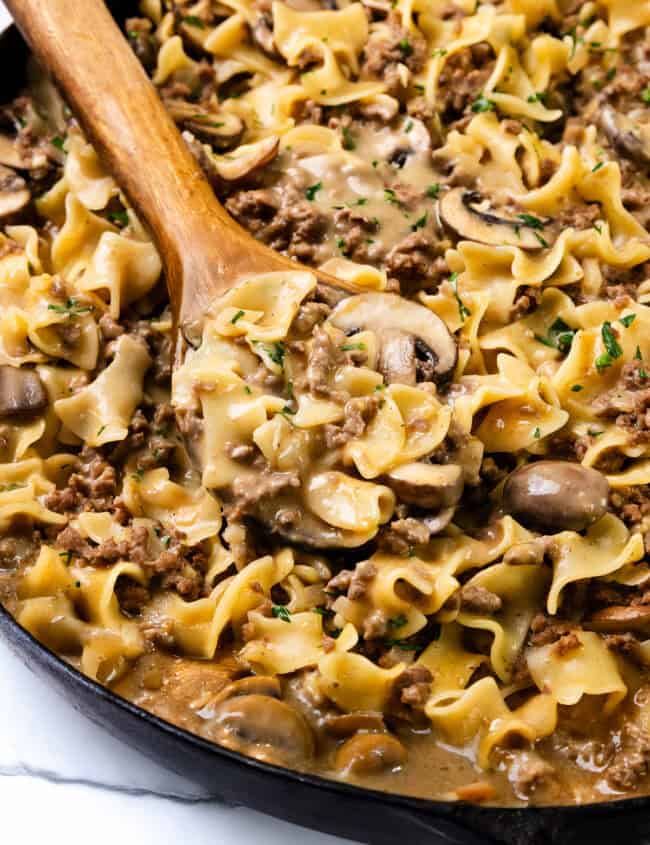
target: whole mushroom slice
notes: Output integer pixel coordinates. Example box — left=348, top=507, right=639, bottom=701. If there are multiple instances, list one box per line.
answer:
left=165, top=99, right=244, bottom=150
left=586, top=605, right=650, bottom=635
left=204, top=693, right=315, bottom=765
left=329, top=292, right=457, bottom=383
left=599, top=105, right=650, bottom=166
left=385, top=462, right=463, bottom=510
left=502, top=461, right=609, bottom=533
left=185, top=132, right=280, bottom=184
left=439, top=188, right=549, bottom=249
left=211, top=675, right=282, bottom=705
left=0, top=365, right=48, bottom=418
left=0, top=165, right=30, bottom=219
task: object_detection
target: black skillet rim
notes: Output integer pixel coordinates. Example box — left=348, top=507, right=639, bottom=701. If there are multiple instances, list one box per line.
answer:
left=2, top=9, right=650, bottom=845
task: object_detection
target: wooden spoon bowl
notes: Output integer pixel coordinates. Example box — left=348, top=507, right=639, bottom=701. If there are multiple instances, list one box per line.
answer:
left=6, top=0, right=350, bottom=343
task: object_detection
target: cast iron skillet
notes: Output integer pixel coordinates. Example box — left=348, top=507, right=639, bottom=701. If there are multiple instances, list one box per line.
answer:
left=1, top=9, right=650, bottom=844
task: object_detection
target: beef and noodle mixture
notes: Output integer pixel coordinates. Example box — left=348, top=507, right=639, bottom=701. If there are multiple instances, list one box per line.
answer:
left=4, top=0, right=650, bottom=808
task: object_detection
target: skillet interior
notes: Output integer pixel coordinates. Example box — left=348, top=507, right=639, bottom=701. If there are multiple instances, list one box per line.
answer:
left=1, top=6, right=650, bottom=843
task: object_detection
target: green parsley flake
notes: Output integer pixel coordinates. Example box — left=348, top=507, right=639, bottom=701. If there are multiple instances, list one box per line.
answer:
left=404, top=120, right=414, bottom=133
left=59, top=550, right=73, bottom=565
left=533, top=427, right=541, bottom=439
left=305, top=182, right=322, bottom=201
left=51, top=135, right=67, bottom=151
left=272, top=605, right=292, bottom=623
left=527, top=92, right=546, bottom=104
left=571, top=384, right=584, bottom=392
left=592, top=161, right=605, bottom=173
left=517, top=212, right=545, bottom=230
left=602, top=320, right=623, bottom=360
left=471, top=93, right=496, bottom=113
left=398, top=38, right=413, bottom=57
left=410, top=212, right=427, bottom=231
left=534, top=317, right=576, bottom=354
left=109, top=209, right=129, bottom=227
left=389, top=614, right=408, bottom=629
left=183, top=15, right=206, bottom=28
left=47, top=298, right=93, bottom=319
left=450, top=271, right=471, bottom=322
left=426, top=183, right=441, bottom=199
left=642, top=88, right=650, bottom=104
left=342, top=126, right=356, bottom=150
left=231, top=309, right=245, bottom=324
left=620, top=313, right=636, bottom=328
left=341, top=342, right=366, bottom=352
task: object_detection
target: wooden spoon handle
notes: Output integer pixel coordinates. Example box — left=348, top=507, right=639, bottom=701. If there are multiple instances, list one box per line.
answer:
left=6, top=0, right=341, bottom=332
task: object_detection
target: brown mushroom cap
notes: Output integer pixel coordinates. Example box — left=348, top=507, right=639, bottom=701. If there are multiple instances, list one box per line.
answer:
left=0, top=366, right=48, bottom=418
left=599, top=105, right=650, bottom=166
left=586, top=605, right=650, bottom=635
left=323, top=711, right=386, bottom=737
left=329, top=292, right=457, bottom=383
left=502, top=460, right=609, bottom=533
left=212, top=675, right=282, bottom=705
left=165, top=99, right=244, bottom=150
left=439, top=188, right=549, bottom=249
left=0, top=165, right=30, bottom=219
left=386, top=462, right=463, bottom=510
left=335, top=732, right=407, bottom=775
left=205, top=693, right=315, bottom=765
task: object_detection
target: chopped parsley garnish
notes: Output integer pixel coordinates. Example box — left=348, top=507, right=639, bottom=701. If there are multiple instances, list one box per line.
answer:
left=410, top=212, right=427, bottom=231
left=384, top=638, right=420, bottom=651
left=131, top=469, right=145, bottom=482
left=527, top=91, right=546, bottom=104
left=398, top=38, right=413, bottom=57
left=588, top=429, right=604, bottom=437
left=183, top=15, right=206, bottom=28
left=372, top=159, right=379, bottom=168
left=313, top=606, right=331, bottom=617
left=431, top=48, right=447, bottom=58
left=426, top=183, right=441, bottom=199
left=592, top=161, right=605, bottom=173
left=59, top=550, right=73, bottom=565
left=571, top=384, right=584, bottom=392
left=341, top=342, right=366, bottom=352
left=471, top=93, right=496, bottom=113
left=404, top=120, right=414, bottom=133
left=450, top=271, right=471, bottom=322
left=620, top=313, right=636, bottom=328
left=593, top=222, right=602, bottom=234
left=533, top=427, right=541, bottom=439
left=47, top=297, right=93, bottom=319
left=517, top=213, right=545, bottom=230
left=281, top=404, right=296, bottom=416
left=342, top=126, right=356, bottom=150
left=534, top=231, right=550, bottom=248
left=97, top=425, right=107, bottom=436
left=109, top=209, right=129, bottom=227
left=161, top=535, right=171, bottom=548
left=388, top=614, right=408, bottom=629
left=534, top=317, right=576, bottom=354
left=642, top=88, right=650, bottom=105
left=231, top=309, right=245, bottom=324
left=336, top=236, right=347, bottom=252
left=272, top=605, right=292, bottom=623
left=305, top=182, right=322, bottom=201
left=602, top=320, right=623, bottom=361
left=51, top=135, right=66, bottom=151
left=244, top=385, right=252, bottom=395
left=0, top=482, right=25, bottom=492
left=267, top=342, right=286, bottom=367
left=384, top=188, right=400, bottom=205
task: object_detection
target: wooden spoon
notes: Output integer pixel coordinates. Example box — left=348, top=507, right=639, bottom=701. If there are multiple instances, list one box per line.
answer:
left=6, top=0, right=349, bottom=343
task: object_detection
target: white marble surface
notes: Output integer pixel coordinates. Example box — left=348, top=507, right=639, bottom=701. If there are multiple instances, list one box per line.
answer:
left=0, top=2, right=351, bottom=841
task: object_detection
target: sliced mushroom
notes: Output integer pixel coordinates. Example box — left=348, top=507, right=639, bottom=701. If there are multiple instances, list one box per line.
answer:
left=184, top=131, right=280, bottom=184
left=377, top=329, right=416, bottom=385
left=335, top=732, right=407, bottom=775
left=329, top=292, right=457, bottom=383
left=0, top=134, right=27, bottom=170
left=599, top=105, right=650, bottom=166
left=386, top=462, right=463, bottom=510
left=212, top=675, right=282, bottom=705
left=0, top=165, right=30, bottom=219
left=586, top=605, right=650, bottom=635
left=502, top=461, right=609, bottom=533
left=255, top=494, right=376, bottom=549
left=165, top=99, right=244, bottom=150
left=323, top=711, right=386, bottom=737
left=439, top=188, right=549, bottom=249
left=0, top=366, right=47, bottom=418
left=422, top=506, right=456, bottom=535
left=204, top=693, right=315, bottom=765
left=251, top=13, right=279, bottom=58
